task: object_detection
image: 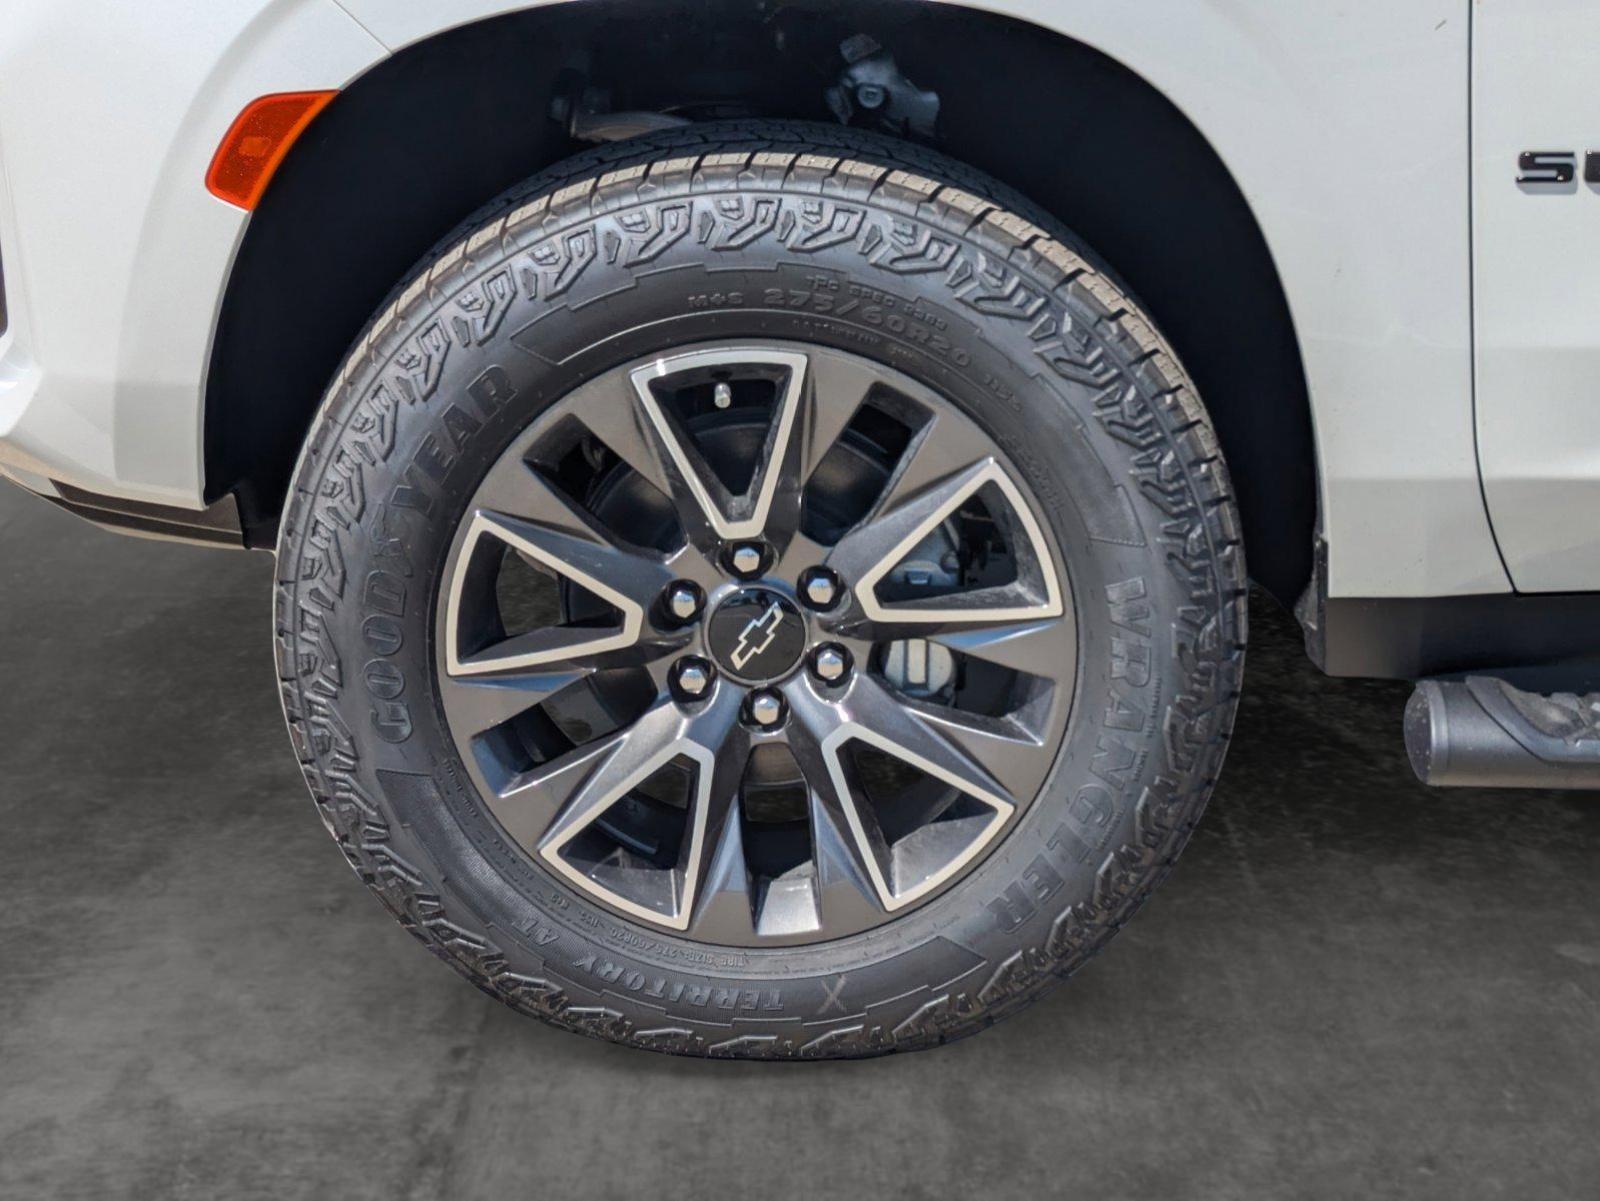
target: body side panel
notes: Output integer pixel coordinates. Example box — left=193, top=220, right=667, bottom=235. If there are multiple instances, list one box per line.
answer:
left=1472, top=0, right=1600, bottom=592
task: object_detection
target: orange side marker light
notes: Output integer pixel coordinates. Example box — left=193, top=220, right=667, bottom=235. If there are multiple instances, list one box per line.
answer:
left=205, top=90, right=336, bottom=211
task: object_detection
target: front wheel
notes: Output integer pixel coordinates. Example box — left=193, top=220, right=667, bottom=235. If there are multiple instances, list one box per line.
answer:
left=275, top=122, right=1245, bottom=1058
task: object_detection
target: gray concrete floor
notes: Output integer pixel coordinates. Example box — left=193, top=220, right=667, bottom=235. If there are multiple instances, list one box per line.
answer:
left=1, top=484, right=1597, bottom=1201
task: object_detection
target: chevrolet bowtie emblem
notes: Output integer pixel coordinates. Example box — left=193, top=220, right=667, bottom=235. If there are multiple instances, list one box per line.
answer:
left=730, top=602, right=784, bottom=670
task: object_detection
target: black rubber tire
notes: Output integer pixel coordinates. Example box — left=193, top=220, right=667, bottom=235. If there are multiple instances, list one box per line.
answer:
left=274, top=121, right=1247, bottom=1059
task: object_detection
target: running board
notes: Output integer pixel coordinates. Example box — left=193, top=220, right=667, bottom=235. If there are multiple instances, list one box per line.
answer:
left=1405, top=677, right=1600, bottom=789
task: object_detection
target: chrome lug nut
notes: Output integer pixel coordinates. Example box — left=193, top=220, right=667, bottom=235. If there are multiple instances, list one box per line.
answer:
left=799, top=566, right=843, bottom=610
left=665, top=581, right=702, bottom=622
left=747, top=690, right=785, bottom=728
left=673, top=657, right=713, bottom=699
left=728, top=543, right=765, bottom=578
left=812, top=644, right=850, bottom=684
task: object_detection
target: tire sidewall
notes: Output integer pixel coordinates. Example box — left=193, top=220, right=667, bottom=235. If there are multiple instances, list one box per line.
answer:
left=276, top=137, right=1241, bottom=1054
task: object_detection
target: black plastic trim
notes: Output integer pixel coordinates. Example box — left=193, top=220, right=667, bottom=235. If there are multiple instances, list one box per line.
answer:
left=1302, top=572, right=1600, bottom=690
left=34, top=480, right=246, bottom=549
left=1296, top=537, right=1600, bottom=688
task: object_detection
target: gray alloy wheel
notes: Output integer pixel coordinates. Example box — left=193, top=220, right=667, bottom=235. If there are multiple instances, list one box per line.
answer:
left=437, top=342, right=1076, bottom=945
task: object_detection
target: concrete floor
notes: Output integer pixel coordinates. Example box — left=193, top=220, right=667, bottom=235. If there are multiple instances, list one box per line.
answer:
left=1, top=484, right=1597, bottom=1201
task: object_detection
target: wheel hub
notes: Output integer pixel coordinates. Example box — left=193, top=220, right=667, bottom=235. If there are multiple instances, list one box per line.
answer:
left=706, top=588, right=806, bottom=683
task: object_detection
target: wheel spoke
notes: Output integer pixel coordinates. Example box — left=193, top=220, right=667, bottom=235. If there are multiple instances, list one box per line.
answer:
left=889, top=695, right=1050, bottom=803
left=480, top=508, right=673, bottom=612
left=828, top=456, right=1064, bottom=628
left=445, top=506, right=674, bottom=677
left=565, top=373, right=676, bottom=499
left=826, top=458, right=992, bottom=593
left=925, top=616, right=1072, bottom=673
left=797, top=350, right=875, bottom=483
left=864, top=407, right=996, bottom=528
left=808, top=780, right=894, bottom=931
left=627, top=348, right=809, bottom=543
left=436, top=667, right=591, bottom=736
left=487, top=727, right=634, bottom=852
left=535, top=695, right=700, bottom=850
left=499, top=686, right=743, bottom=929
left=682, top=723, right=758, bottom=942
left=471, top=453, right=608, bottom=538
left=839, top=605, right=1068, bottom=644
left=785, top=692, right=894, bottom=929
left=839, top=616, right=1075, bottom=701
left=784, top=672, right=1023, bottom=911
left=470, top=458, right=676, bottom=610
left=835, top=674, right=1019, bottom=817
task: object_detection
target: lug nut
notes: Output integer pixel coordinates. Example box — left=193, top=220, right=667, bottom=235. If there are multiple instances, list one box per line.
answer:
left=665, top=581, right=702, bottom=622
left=812, top=644, right=850, bottom=684
left=747, top=690, right=786, bottom=728
left=673, top=657, right=713, bottom=699
left=800, top=566, right=843, bottom=610
left=728, top=543, right=764, bottom=578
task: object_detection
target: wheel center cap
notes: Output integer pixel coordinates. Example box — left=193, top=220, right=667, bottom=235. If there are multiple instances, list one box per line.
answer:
left=707, top=589, right=806, bottom=683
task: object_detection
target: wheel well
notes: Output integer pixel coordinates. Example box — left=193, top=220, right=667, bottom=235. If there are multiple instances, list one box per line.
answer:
left=206, top=0, right=1315, bottom=605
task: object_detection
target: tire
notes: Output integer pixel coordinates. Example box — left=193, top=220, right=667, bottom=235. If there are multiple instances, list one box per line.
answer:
left=274, top=121, right=1246, bottom=1058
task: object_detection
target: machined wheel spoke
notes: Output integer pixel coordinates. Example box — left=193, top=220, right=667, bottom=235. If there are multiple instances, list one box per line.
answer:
left=629, top=348, right=810, bottom=544
left=436, top=667, right=592, bottom=736
left=837, top=674, right=1020, bottom=816
left=826, top=457, right=992, bottom=593
left=468, top=627, right=691, bottom=679
left=838, top=605, right=1068, bottom=645
left=499, top=686, right=745, bottom=929
left=828, top=452, right=1063, bottom=627
left=488, top=727, right=634, bottom=852
left=925, top=616, right=1073, bottom=673
left=890, top=696, right=1049, bottom=803
left=478, top=509, right=674, bottom=613
left=447, top=504, right=675, bottom=676
left=861, top=408, right=996, bottom=529
left=834, top=616, right=1075, bottom=704
left=682, top=723, right=758, bottom=942
left=807, top=778, right=895, bottom=930
left=785, top=697, right=895, bottom=928
left=533, top=690, right=731, bottom=850
left=743, top=350, right=878, bottom=547
left=466, top=453, right=677, bottom=605
left=473, top=453, right=620, bottom=541
left=785, top=675, right=1022, bottom=913
left=797, top=350, right=875, bottom=483
left=565, top=373, right=677, bottom=500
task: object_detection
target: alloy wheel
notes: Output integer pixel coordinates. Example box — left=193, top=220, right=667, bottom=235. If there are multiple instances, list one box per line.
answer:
left=437, top=342, right=1077, bottom=946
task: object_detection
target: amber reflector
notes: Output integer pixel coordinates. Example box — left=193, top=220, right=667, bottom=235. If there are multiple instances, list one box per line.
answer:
left=205, top=91, right=336, bottom=210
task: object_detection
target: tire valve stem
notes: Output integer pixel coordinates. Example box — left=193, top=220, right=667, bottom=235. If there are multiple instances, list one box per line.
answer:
left=713, top=381, right=732, bottom=410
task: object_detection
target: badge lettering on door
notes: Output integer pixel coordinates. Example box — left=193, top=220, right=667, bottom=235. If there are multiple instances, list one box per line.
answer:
left=1516, top=151, right=1600, bottom=185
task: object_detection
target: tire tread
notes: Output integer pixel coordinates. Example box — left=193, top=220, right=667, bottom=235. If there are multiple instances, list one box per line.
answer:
left=274, top=120, right=1246, bottom=1058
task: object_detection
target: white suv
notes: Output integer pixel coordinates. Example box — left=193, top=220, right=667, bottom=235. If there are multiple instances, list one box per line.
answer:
left=2, top=0, right=1594, bottom=1057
